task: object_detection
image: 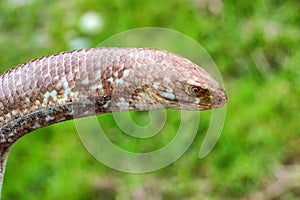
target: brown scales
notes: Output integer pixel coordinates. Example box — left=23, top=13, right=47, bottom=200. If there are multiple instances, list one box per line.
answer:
left=0, top=47, right=227, bottom=194
left=0, top=47, right=227, bottom=140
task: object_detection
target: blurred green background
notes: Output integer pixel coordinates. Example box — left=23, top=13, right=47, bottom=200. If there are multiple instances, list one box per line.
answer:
left=0, top=0, right=300, bottom=199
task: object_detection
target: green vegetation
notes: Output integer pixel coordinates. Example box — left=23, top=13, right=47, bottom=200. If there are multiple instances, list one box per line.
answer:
left=1, top=0, right=299, bottom=199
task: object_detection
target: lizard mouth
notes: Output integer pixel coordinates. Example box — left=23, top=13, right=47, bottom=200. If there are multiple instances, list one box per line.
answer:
left=140, top=84, right=227, bottom=111
left=158, top=93, right=226, bottom=110
left=155, top=94, right=210, bottom=110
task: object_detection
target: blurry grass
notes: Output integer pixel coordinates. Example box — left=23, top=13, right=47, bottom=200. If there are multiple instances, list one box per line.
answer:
left=0, top=0, right=300, bottom=199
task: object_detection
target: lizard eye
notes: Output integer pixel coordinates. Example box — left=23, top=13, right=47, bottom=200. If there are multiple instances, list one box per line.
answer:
left=190, top=86, right=200, bottom=94
left=187, top=85, right=210, bottom=97
left=188, top=86, right=201, bottom=96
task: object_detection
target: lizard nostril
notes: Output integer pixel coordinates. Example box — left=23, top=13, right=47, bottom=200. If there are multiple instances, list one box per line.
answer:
left=215, top=96, right=225, bottom=106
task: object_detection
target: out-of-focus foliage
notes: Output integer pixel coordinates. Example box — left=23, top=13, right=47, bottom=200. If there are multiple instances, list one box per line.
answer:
left=0, top=0, right=299, bottom=199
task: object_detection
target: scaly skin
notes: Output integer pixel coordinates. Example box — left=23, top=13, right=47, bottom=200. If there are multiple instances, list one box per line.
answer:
left=0, top=47, right=227, bottom=196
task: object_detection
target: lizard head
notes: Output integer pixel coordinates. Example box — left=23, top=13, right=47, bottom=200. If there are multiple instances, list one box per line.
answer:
left=112, top=48, right=227, bottom=111
left=149, top=50, right=227, bottom=111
